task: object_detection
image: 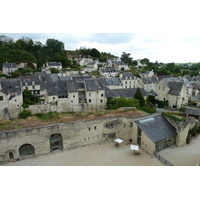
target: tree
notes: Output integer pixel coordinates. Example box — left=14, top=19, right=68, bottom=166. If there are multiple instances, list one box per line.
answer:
left=50, top=68, right=59, bottom=73
left=120, top=52, right=133, bottom=65
left=21, top=67, right=33, bottom=76
left=18, top=109, right=32, bottom=119
left=140, top=58, right=150, bottom=65
left=90, top=48, right=100, bottom=57
left=134, top=88, right=145, bottom=107
left=46, top=38, right=65, bottom=52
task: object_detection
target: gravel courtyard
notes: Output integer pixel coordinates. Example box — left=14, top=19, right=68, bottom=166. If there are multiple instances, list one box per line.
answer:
left=2, top=142, right=162, bottom=166
left=158, top=135, right=200, bottom=166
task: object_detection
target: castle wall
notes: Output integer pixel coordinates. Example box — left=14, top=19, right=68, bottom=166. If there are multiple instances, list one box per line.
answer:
left=0, top=116, right=131, bottom=163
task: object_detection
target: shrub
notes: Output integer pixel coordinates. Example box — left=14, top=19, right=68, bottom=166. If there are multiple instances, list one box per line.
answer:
left=141, top=106, right=156, bottom=114
left=18, top=110, right=32, bottom=119
left=35, top=112, right=60, bottom=120
left=22, top=103, right=29, bottom=108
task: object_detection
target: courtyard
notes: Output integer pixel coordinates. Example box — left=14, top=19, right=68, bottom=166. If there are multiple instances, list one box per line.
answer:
left=2, top=142, right=162, bottom=166
left=158, top=134, right=200, bottom=166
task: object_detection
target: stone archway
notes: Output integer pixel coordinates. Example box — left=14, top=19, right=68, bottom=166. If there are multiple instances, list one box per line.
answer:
left=50, top=134, right=63, bottom=152
left=19, top=144, right=35, bottom=157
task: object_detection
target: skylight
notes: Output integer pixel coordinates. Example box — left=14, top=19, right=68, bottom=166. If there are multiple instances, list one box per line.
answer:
left=139, top=117, right=154, bottom=123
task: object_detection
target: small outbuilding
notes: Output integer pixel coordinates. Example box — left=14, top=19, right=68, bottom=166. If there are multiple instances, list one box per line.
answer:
left=134, top=114, right=177, bottom=154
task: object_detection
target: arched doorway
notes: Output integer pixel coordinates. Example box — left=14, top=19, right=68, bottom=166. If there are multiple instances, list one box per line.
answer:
left=50, top=134, right=63, bottom=152
left=9, top=152, right=14, bottom=159
left=19, top=144, right=35, bottom=157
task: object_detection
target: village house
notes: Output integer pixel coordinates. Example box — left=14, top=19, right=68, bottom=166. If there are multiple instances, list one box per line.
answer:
left=155, top=77, right=189, bottom=108
left=2, top=63, right=18, bottom=75
left=0, top=78, right=22, bottom=119
left=113, top=61, right=129, bottom=71
left=99, top=67, right=119, bottom=77
left=77, top=58, right=93, bottom=66
left=138, top=76, right=158, bottom=92
left=86, top=61, right=98, bottom=70
left=46, top=62, right=62, bottom=70
left=119, top=72, right=139, bottom=88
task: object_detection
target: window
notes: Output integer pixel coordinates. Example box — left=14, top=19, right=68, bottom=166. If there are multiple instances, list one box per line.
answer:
left=32, top=86, right=35, bottom=90
left=53, top=97, right=55, bottom=100
left=71, top=100, right=73, bottom=103
left=26, top=87, right=28, bottom=90
left=89, top=93, right=91, bottom=96
left=89, top=99, right=91, bottom=103
left=101, top=94, right=103, bottom=97
left=0, top=96, right=3, bottom=101
left=100, top=100, right=103, bottom=103
left=73, top=95, right=75, bottom=98
left=163, top=87, right=165, bottom=90
left=94, top=126, right=96, bottom=130
left=89, top=127, right=91, bottom=131
left=130, top=122, right=133, bottom=127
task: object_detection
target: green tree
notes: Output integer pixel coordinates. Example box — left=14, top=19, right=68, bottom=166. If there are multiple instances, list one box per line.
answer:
left=46, top=38, right=64, bottom=52
left=134, top=88, right=145, bottom=107
left=21, top=67, right=33, bottom=75
left=50, top=68, right=59, bottom=73
left=90, top=48, right=100, bottom=57
left=23, top=89, right=39, bottom=105
left=120, top=52, right=133, bottom=65
left=140, top=58, right=150, bottom=65
left=18, top=109, right=32, bottom=119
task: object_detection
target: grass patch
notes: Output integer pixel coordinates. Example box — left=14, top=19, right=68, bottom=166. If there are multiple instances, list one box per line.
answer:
left=162, top=112, right=185, bottom=122
left=34, top=112, right=60, bottom=120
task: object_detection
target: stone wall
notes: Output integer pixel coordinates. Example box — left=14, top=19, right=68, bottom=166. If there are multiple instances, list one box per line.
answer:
left=0, top=116, right=135, bottom=163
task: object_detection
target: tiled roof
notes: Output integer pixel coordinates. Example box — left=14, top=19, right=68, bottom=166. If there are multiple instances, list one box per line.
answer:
left=134, top=114, right=177, bottom=143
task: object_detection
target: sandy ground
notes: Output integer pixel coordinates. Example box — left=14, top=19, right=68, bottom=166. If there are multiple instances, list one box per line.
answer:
left=2, top=142, right=162, bottom=166
left=158, top=135, right=200, bottom=166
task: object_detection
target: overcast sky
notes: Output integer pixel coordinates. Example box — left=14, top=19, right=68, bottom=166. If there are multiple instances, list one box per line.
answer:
left=2, top=32, right=200, bottom=63
left=1, top=0, right=200, bottom=63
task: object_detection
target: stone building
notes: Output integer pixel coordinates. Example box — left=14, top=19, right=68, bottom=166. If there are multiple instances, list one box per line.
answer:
left=0, top=113, right=193, bottom=163
left=2, top=63, right=17, bottom=75
left=155, top=77, right=189, bottom=108
left=119, top=72, right=139, bottom=89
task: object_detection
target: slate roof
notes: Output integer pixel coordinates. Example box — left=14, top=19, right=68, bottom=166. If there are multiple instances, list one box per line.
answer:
left=57, top=80, right=68, bottom=96
left=99, top=77, right=121, bottom=86
left=105, top=88, right=148, bottom=98
left=121, top=72, right=136, bottom=80
left=20, top=75, right=42, bottom=86
left=85, top=79, right=104, bottom=91
left=101, top=68, right=117, bottom=73
left=2, top=63, right=17, bottom=68
left=134, top=114, right=177, bottom=143
left=87, top=62, right=97, bottom=65
left=46, top=62, right=62, bottom=66
left=185, top=108, right=200, bottom=116
left=142, top=77, right=158, bottom=84
left=67, top=80, right=78, bottom=93
left=0, top=78, right=21, bottom=95
left=45, top=82, right=58, bottom=95
left=168, top=82, right=184, bottom=95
